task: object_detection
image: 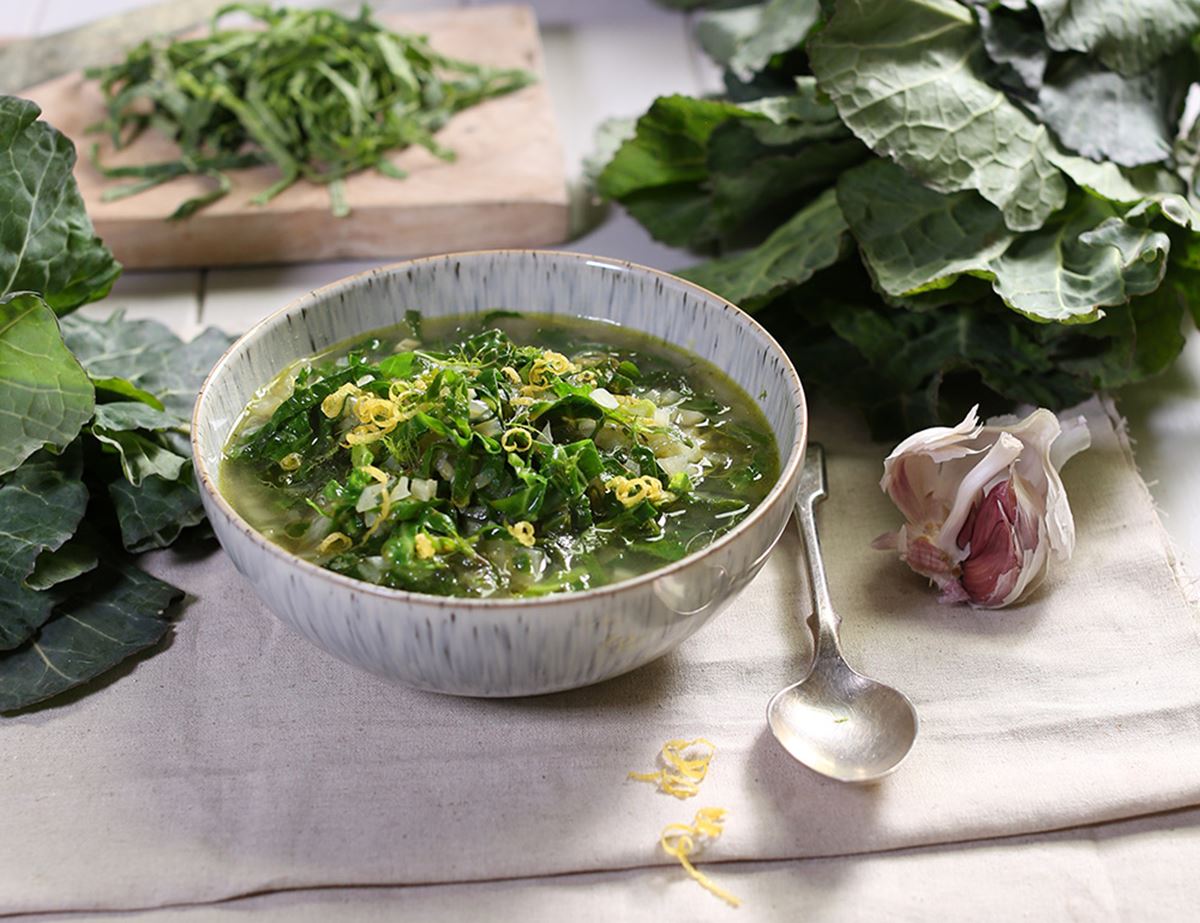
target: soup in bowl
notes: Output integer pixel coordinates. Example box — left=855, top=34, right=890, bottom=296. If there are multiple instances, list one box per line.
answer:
left=193, top=251, right=807, bottom=696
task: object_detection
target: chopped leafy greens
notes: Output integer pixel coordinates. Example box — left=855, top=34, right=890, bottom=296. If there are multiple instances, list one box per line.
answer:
left=599, top=0, right=1200, bottom=435
left=85, top=3, right=535, bottom=218
left=223, top=315, right=777, bottom=598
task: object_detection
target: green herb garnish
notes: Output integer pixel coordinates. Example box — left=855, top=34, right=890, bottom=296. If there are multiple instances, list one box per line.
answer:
left=86, top=3, right=535, bottom=218
left=222, top=316, right=777, bottom=598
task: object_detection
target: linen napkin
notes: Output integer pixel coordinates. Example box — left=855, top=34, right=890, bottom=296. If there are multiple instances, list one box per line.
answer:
left=3, top=398, right=1199, bottom=915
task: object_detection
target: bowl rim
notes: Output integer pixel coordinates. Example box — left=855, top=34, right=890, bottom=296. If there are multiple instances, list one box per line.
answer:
left=192, top=248, right=807, bottom=609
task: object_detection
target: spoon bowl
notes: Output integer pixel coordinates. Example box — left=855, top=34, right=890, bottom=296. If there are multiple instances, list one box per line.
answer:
left=767, top=445, right=919, bottom=783
left=768, top=662, right=919, bottom=782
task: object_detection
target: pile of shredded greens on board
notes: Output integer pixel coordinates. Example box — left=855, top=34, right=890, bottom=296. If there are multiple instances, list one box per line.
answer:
left=0, top=96, right=232, bottom=714
left=86, top=3, right=535, bottom=217
left=223, top=316, right=777, bottom=598
left=595, top=0, right=1200, bottom=437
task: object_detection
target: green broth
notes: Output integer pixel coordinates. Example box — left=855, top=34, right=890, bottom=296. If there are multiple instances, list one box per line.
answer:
left=220, top=313, right=778, bottom=598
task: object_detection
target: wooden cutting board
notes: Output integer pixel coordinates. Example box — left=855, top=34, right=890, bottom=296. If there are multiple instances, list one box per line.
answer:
left=22, top=5, right=570, bottom=269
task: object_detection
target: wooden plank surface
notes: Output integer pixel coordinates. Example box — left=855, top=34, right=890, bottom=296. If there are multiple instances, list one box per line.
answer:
left=23, top=4, right=569, bottom=269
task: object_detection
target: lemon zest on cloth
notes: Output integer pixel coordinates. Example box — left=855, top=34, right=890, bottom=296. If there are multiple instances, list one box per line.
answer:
left=628, top=737, right=716, bottom=798
left=507, top=521, right=536, bottom=547
left=660, top=807, right=740, bottom=908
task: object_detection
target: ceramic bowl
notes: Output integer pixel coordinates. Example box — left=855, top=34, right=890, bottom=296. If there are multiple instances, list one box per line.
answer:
left=192, top=250, right=807, bottom=696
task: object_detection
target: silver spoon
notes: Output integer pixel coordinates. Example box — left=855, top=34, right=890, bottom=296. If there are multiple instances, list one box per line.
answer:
left=767, top=444, right=919, bottom=783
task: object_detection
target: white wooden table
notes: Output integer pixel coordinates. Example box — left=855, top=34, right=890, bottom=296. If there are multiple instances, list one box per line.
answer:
left=6, top=1, right=1200, bottom=918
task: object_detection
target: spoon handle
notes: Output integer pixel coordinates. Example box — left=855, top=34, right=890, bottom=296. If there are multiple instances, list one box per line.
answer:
left=795, top=444, right=842, bottom=661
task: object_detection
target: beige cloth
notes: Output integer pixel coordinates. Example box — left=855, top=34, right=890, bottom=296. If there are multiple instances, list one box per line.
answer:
left=26, top=808, right=1200, bottom=922
left=3, top=399, right=1199, bottom=915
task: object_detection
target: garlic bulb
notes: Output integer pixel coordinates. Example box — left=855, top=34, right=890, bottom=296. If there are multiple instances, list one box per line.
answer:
left=873, top=407, right=1090, bottom=608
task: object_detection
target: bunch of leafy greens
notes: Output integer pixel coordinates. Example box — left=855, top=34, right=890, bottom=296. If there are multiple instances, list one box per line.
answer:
left=0, top=96, right=232, bottom=713
left=86, top=2, right=535, bottom=218
left=225, top=317, right=775, bottom=598
left=596, top=0, right=1200, bottom=436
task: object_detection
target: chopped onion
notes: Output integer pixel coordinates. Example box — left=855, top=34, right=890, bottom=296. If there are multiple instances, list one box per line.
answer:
left=576, top=419, right=597, bottom=436
left=590, top=387, right=619, bottom=409
left=474, top=418, right=502, bottom=438
left=356, top=482, right=386, bottom=513
left=411, top=477, right=437, bottom=501
left=468, top=399, right=489, bottom=420
left=390, top=476, right=411, bottom=502
left=435, top=455, right=455, bottom=481
left=357, top=556, right=386, bottom=583
left=356, top=374, right=375, bottom=387
left=676, top=409, right=706, bottom=427
left=653, top=407, right=671, bottom=426
left=658, top=455, right=690, bottom=477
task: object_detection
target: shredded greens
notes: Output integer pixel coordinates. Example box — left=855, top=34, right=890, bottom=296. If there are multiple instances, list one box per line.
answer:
left=85, top=3, right=535, bottom=218
left=222, top=315, right=777, bottom=598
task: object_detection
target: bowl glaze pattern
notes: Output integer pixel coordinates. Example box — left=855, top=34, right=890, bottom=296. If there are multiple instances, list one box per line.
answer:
left=192, top=251, right=807, bottom=696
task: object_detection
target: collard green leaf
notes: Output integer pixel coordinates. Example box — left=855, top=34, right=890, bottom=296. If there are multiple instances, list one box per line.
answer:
left=0, top=446, right=87, bottom=583
left=1039, top=57, right=1179, bottom=167
left=975, top=3, right=1050, bottom=98
left=0, top=293, right=95, bottom=475
left=61, top=312, right=233, bottom=419
left=0, top=580, right=57, bottom=652
left=622, top=187, right=720, bottom=250
left=0, top=557, right=181, bottom=713
left=109, top=467, right=206, bottom=553
left=93, top=429, right=190, bottom=486
left=583, top=116, right=637, bottom=187
left=91, top=376, right=167, bottom=410
left=597, top=95, right=751, bottom=199
left=695, top=0, right=822, bottom=81
left=597, top=86, right=865, bottom=250
left=0, top=97, right=121, bottom=314
left=596, top=95, right=736, bottom=246
left=679, top=187, right=850, bottom=309
left=26, top=538, right=98, bottom=592
left=1029, top=0, right=1200, bottom=76
left=989, top=198, right=1170, bottom=320
left=92, top=400, right=187, bottom=432
left=0, top=445, right=87, bottom=649
left=809, top=0, right=1067, bottom=231
left=840, top=159, right=1172, bottom=322
left=837, top=159, right=1015, bottom=297
left=1049, top=149, right=1185, bottom=202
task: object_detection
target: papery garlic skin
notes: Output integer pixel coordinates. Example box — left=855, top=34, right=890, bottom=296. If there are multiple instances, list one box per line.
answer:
left=874, top=406, right=1090, bottom=609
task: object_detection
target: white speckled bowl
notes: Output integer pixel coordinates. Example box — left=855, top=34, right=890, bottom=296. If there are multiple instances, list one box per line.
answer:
left=193, top=251, right=806, bottom=696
